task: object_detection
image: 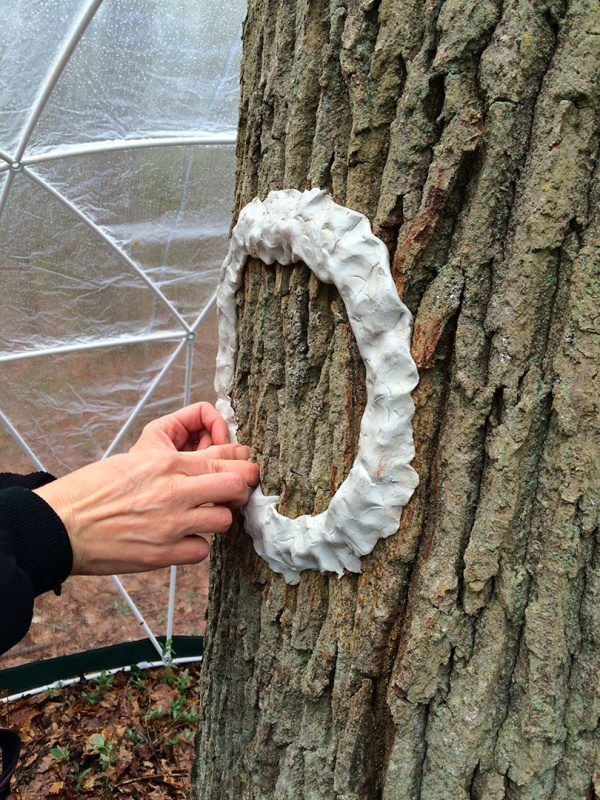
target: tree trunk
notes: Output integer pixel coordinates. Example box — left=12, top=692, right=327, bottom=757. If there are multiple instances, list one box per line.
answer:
left=191, top=1, right=600, bottom=798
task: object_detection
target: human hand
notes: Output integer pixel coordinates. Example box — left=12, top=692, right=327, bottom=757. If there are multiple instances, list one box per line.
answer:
left=131, top=401, right=253, bottom=472
left=33, top=448, right=260, bottom=576
left=131, top=402, right=230, bottom=452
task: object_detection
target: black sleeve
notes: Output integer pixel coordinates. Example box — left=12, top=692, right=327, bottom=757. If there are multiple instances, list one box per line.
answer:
left=0, top=525, right=35, bottom=657
left=0, top=473, right=73, bottom=657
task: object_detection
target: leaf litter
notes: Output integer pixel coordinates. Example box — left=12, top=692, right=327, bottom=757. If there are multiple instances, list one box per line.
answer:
left=1, top=662, right=202, bottom=799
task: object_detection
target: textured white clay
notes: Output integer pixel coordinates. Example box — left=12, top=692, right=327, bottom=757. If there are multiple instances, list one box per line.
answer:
left=215, top=188, right=419, bottom=584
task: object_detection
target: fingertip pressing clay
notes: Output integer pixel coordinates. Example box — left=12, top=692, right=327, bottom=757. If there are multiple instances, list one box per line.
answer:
left=215, top=188, right=419, bottom=584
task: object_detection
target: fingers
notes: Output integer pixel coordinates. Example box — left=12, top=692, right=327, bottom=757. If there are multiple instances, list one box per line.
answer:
left=133, top=505, right=235, bottom=570
left=167, top=535, right=212, bottom=566
left=135, top=507, right=234, bottom=571
left=133, top=403, right=231, bottom=453
left=185, top=471, right=253, bottom=510
left=190, top=504, right=234, bottom=532
left=200, top=443, right=252, bottom=461
left=162, top=402, right=230, bottom=449
left=122, top=534, right=213, bottom=572
left=192, top=402, right=230, bottom=446
left=197, top=444, right=239, bottom=460
left=179, top=453, right=260, bottom=489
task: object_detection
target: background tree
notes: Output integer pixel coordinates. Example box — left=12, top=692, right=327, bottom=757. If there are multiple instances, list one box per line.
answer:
left=192, top=1, right=600, bottom=798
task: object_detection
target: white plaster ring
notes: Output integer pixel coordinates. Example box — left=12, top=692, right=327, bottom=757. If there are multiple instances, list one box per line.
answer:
left=215, top=188, right=419, bottom=584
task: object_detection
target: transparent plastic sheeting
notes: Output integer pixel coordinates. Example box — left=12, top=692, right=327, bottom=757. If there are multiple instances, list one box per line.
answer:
left=0, top=0, right=246, bottom=663
left=1, top=0, right=242, bottom=148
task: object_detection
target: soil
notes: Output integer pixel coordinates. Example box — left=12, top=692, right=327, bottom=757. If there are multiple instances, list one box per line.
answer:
left=1, top=561, right=211, bottom=671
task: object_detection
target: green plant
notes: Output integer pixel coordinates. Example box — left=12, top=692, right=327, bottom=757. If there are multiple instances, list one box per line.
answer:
left=128, top=664, right=147, bottom=689
left=71, top=763, right=93, bottom=791
left=169, top=695, right=186, bottom=720
left=161, top=637, right=174, bottom=661
left=124, top=727, right=143, bottom=744
left=82, top=671, right=114, bottom=705
left=110, top=598, right=133, bottom=617
left=143, top=706, right=165, bottom=723
left=156, top=609, right=167, bottom=625
left=87, top=733, right=116, bottom=770
left=176, top=702, right=199, bottom=725
left=163, top=666, right=193, bottom=693
left=49, top=743, right=72, bottom=763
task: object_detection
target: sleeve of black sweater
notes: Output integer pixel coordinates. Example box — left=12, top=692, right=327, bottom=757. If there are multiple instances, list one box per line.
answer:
left=0, top=472, right=73, bottom=657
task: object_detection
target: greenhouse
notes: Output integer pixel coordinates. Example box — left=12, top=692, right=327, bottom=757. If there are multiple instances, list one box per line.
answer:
left=0, top=0, right=246, bottom=675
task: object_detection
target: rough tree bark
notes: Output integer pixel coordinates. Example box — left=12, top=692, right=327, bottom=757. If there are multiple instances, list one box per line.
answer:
left=191, top=1, right=600, bottom=798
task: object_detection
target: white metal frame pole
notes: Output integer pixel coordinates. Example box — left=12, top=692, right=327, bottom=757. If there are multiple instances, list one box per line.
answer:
left=102, top=337, right=190, bottom=459
left=13, top=0, right=106, bottom=162
left=0, top=331, right=186, bottom=363
left=0, top=134, right=237, bottom=172
left=0, top=410, right=46, bottom=471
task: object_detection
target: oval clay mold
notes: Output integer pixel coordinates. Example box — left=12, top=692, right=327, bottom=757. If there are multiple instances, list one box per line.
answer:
left=215, top=188, right=419, bottom=584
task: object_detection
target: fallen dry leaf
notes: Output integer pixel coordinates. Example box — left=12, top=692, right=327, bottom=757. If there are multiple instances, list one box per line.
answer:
left=5, top=662, right=201, bottom=799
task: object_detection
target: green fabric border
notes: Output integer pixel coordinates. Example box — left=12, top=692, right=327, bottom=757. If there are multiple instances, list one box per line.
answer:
left=0, top=635, right=203, bottom=695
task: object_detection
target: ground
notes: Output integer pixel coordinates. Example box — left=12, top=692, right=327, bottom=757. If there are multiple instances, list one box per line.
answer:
left=0, top=561, right=211, bottom=798
left=1, top=561, right=210, bottom=670
left=1, top=661, right=203, bottom=799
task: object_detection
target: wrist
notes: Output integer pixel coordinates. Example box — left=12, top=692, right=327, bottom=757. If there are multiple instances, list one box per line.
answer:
left=33, top=480, right=89, bottom=575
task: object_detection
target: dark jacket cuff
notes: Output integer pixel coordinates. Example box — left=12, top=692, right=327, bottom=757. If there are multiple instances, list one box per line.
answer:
left=0, top=486, right=73, bottom=597
left=0, top=471, right=56, bottom=491
left=0, top=526, right=34, bottom=655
